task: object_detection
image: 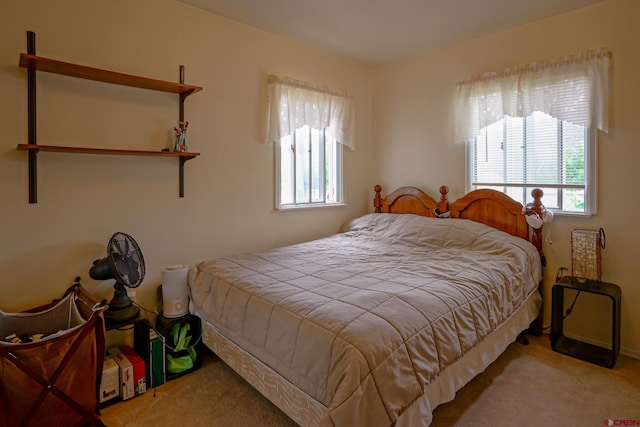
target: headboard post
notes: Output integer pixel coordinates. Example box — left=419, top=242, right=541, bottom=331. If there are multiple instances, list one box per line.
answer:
left=374, top=185, right=382, bottom=213
left=438, top=186, right=449, bottom=214
left=529, top=188, right=544, bottom=254
left=529, top=188, right=545, bottom=337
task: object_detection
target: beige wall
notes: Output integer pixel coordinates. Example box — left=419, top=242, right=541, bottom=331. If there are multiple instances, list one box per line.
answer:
left=372, top=0, right=640, bottom=356
left=2, top=0, right=639, bottom=357
left=0, top=1, right=373, bottom=312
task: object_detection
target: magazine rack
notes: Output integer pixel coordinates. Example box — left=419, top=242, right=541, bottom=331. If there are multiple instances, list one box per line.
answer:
left=0, top=282, right=107, bottom=427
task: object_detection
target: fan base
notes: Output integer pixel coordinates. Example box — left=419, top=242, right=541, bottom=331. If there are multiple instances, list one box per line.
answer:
left=104, top=283, right=140, bottom=326
left=105, top=304, right=140, bottom=326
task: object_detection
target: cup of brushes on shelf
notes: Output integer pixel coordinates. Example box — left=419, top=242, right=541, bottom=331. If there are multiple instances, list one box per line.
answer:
left=173, top=121, right=189, bottom=152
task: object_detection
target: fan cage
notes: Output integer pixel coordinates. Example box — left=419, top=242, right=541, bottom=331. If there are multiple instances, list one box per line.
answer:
left=107, top=232, right=145, bottom=288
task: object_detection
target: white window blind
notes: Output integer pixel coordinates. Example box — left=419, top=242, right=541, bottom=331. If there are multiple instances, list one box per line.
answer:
left=470, top=112, right=594, bottom=213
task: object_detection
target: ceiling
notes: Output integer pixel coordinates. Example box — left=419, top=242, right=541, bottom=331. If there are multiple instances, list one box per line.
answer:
left=177, top=0, right=603, bottom=64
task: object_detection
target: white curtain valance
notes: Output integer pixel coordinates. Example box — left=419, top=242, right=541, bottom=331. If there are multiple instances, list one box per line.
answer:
left=453, top=49, right=611, bottom=143
left=266, top=75, right=355, bottom=150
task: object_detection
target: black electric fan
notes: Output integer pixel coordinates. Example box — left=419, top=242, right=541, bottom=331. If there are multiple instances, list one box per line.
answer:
left=90, top=232, right=145, bottom=325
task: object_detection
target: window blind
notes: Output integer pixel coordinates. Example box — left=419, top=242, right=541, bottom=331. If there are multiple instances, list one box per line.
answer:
left=471, top=112, right=588, bottom=211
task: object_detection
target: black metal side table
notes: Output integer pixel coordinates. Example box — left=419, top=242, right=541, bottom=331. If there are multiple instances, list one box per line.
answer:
left=551, top=276, right=621, bottom=368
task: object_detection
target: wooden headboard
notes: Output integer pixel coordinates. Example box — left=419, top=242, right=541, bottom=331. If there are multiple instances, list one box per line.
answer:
left=374, top=185, right=544, bottom=253
left=373, top=184, right=449, bottom=218
left=449, top=189, right=528, bottom=240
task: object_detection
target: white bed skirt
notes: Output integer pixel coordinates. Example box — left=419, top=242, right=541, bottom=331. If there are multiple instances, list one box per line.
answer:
left=194, top=290, right=542, bottom=427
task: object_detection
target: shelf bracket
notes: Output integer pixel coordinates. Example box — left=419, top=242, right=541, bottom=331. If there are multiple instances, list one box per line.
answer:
left=179, top=65, right=186, bottom=122
left=27, top=30, right=38, bottom=203
left=179, top=155, right=196, bottom=197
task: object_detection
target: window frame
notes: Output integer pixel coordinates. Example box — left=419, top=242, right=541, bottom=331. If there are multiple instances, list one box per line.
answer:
left=275, top=126, right=345, bottom=211
left=465, top=114, right=598, bottom=216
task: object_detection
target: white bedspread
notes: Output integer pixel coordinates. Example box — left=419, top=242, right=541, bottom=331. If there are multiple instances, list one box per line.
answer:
left=189, top=214, right=542, bottom=426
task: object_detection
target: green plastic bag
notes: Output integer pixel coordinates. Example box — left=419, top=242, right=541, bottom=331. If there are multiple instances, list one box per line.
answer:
left=166, top=322, right=197, bottom=374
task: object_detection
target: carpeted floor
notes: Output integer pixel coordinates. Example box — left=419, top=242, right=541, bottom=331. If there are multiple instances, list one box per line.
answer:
left=100, top=334, right=640, bottom=426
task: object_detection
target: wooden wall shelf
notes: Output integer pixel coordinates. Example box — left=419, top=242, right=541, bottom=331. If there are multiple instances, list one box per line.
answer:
left=19, top=54, right=202, bottom=96
left=17, top=144, right=199, bottom=159
left=17, top=31, right=203, bottom=203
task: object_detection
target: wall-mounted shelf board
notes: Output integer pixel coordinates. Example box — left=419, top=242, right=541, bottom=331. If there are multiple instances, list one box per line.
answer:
left=19, top=53, right=202, bottom=95
left=17, top=145, right=199, bottom=199
left=17, top=144, right=199, bottom=159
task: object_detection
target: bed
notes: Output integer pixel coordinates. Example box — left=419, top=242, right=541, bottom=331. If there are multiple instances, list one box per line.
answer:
left=188, top=185, right=545, bottom=427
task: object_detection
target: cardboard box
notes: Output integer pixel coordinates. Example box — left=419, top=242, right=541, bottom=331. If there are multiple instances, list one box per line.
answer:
left=99, top=354, right=120, bottom=403
left=108, top=346, right=134, bottom=400
left=149, top=329, right=166, bottom=388
left=120, top=345, right=146, bottom=396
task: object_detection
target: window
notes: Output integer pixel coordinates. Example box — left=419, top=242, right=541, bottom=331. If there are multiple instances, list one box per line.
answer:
left=266, top=74, right=354, bottom=210
left=455, top=49, right=610, bottom=216
left=277, top=125, right=343, bottom=208
left=468, top=112, right=597, bottom=214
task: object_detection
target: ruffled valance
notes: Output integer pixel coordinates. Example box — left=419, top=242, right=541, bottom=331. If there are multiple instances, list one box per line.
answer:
left=266, top=75, right=355, bottom=150
left=454, top=49, right=611, bottom=143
